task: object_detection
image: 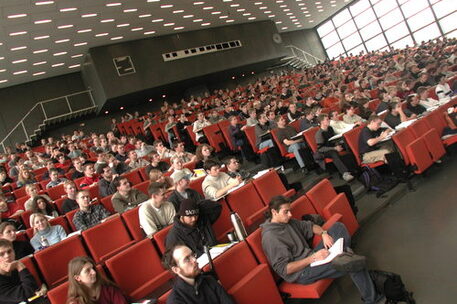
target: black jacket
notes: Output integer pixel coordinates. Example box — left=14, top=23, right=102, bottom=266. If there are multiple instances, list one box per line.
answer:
left=98, top=178, right=116, bottom=198
left=0, top=269, right=38, bottom=304
left=165, top=201, right=222, bottom=257
left=167, top=274, right=234, bottom=304
left=168, top=189, right=203, bottom=212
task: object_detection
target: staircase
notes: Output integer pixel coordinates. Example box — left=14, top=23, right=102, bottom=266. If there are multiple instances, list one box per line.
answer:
left=280, top=45, right=325, bottom=69
left=0, top=90, right=97, bottom=152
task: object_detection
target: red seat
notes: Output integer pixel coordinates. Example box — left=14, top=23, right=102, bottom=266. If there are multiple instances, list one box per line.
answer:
left=53, top=197, right=67, bottom=215
left=189, top=176, right=205, bottom=197
left=74, top=177, right=85, bottom=190
left=185, top=125, right=199, bottom=146
left=138, top=167, right=149, bottom=181
left=49, top=216, right=72, bottom=233
left=211, top=199, right=234, bottom=242
left=86, top=185, right=100, bottom=200
left=15, top=196, right=29, bottom=210
left=218, top=120, right=237, bottom=151
left=423, top=111, right=448, bottom=139
left=132, top=180, right=150, bottom=196
left=290, top=195, right=317, bottom=220
left=244, top=125, right=269, bottom=154
left=182, top=160, right=197, bottom=171
left=46, top=183, right=66, bottom=200
left=422, top=129, right=446, bottom=162
left=21, top=256, right=42, bottom=287
left=343, top=125, right=384, bottom=168
left=392, top=128, right=417, bottom=166
left=20, top=210, right=33, bottom=229
left=149, top=124, right=166, bottom=142
left=152, top=224, right=172, bottom=254
left=105, top=239, right=172, bottom=300
left=226, top=183, right=268, bottom=228
left=100, top=195, right=115, bottom=214
left=121, top=206, right=144, bottom=241
left=271, top=128, right=295, bottom=161
left=65, top=208, right=80, bottom=231
left=306, top=179, right=359, bottom=235
left=82, top=216, right=135, bottom=263
left=406, top=137, right=434, bottom=174
left=203, top=124, right=228, bottom=153
left=47, top=281, right=69, bottom=304
left=252, top=170, right=296, bottom=205
left=34, top=236, right=88, bottom=287
left=122, top=169, right=143, bottom=186
left=13, top=184, right=38, bottom=199
left=409, top=119, right=431, bottom=138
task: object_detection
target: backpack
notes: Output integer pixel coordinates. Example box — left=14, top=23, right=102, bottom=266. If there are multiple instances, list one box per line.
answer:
left=360, top=167, right=398, bottom=198
left=369, top=270, right=415, bottom=304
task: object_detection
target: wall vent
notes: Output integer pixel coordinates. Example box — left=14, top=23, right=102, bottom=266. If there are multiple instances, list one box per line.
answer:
left=162, top=40, right=242, bottom=62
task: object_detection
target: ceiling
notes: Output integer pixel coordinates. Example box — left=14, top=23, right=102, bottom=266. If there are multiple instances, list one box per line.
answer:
left=0, top=0, right=351, bottom=89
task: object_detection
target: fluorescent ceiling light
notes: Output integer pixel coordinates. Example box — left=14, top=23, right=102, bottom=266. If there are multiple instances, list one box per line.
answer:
left=11, top=46, right=27, bottom=51
left=60, top=8, right=77, bottom=12
left=74, top=42, right=88, bottom=46
left=34, top=19, right=52, bottom=24
left=12, top=59, right=27, bottom=64
left=53, top=52, right=67, bottom=56
left=52, top=63, right=65, bottom=67
left=101, top=19, right=115, bottom=23
left=33, top=61, right=47, bottom=65
left=13, top=70, right=28, bottom=75
left=35, top=1, right=54, bottom=5
left=33, top=49, right=48, bottom=54
left=55, top=39, right=70, bottom=43
left=34, top=35, right=50, bottom=40
left=82, top=13, right=97, bottom=18
left=8, top=14, right=27, bottom=18
left=33, top=72, right=46, bottom=76
left=69, top=64, right=80, bottom=69
left=9, top=31, right=27, bottom=36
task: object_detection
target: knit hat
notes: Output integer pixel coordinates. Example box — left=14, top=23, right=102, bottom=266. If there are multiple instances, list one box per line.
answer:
left=172, top=170, right=192, bottom=183
left=178, top=199, right=200, bottom=217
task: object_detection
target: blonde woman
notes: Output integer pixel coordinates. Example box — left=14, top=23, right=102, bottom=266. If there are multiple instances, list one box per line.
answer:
left=29, top=213, right=66, bottom=251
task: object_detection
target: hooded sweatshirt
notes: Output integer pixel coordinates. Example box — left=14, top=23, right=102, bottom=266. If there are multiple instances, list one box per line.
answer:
left=261, top=218, right=314, bottom=283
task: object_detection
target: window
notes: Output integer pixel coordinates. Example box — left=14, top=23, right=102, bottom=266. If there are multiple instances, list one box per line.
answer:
left=390, top=35, right=414, bottom=50
left=342, top=33, right=362, bottom=50
left=445, top=29, right=457, bottom=39
left=350, top=0, right=370, bottom=17
left=333, top=9, right=351, bottom=27
left=439, top=11, right=457, bottom=34
left=359, top=21, right=382, bottom=40
left=327, top=42, right=346, bottom=59
left=413, top=23, right=441, bottom=43
left=401, top=0, right=429, bottom=18
left=321, top=30, right=340, bottom=48
left=337, top=20, right=358, bottom=39
left=348, top=44, right=367, bottom=56
left=365, top=34, right=387, bottom=52
left=385, top=22, right=409, bottom=43
left=407, top=8, right=435, bottom=32
left=432, top=0, right=457, bottom=19
left=354, top=8, right=376, bottom=28
left=373, top=0, right=398, bottom=17
left=379, top=8, right=404, bottom=30
left=317, top=20, right=335, bottom=38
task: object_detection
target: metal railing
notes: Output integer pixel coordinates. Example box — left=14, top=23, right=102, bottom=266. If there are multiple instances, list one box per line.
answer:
left=0, top=90, right=97, bottom=152
left=283, top=45, right=325, bottom=67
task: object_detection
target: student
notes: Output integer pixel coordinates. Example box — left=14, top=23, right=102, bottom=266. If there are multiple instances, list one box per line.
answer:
left=194, top=144, right=214, bottom=169
left=73, top=190, right=111, bottom=231
left=111, top=177, right=148, bottom=214
left=67, top=256, right=128, bottom=304
left=202, top=160, right=242, bottom=200
left=0, top=222, right=34, bottom=260
left=29, top=213, right=67, bottom=251
left=45, top=168, right=67, bottom=189
left=23, top=184, right=52, bottom=212
left=0, top=194, right=23, bottom=219
left=358, top=115, right=393, bottom=164
left=61, top=181, right=79, bottom=214
left=30, top=196, right=59, bottom=218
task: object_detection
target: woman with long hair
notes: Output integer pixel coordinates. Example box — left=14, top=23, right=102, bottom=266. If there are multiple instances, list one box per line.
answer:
left=16, top=168, right=36, bottom=188
left=30, top=195, right=59, bottom=218
left=0, top=221, right=34, bottom=259
left=149, top=169, right=174, bottom=191
left=195, top=143, right=214, bottom=169
left=67, top=256, right=127, bottom=304
left=29, top=213, right=66, bottom=251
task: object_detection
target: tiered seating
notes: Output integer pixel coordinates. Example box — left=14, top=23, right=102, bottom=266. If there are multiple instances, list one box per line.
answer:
left=252, top=170, right=296, bottom=204
left=226, top=183, right=268, bottom=228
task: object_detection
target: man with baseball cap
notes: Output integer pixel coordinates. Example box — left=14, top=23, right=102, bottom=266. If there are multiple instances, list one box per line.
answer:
left=168, top=170, right=203, bottom=212
left=165, top=199, right=221, bottom=257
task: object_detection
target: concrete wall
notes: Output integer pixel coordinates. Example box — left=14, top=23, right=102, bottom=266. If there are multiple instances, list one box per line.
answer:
left=280, top=28, right=327, bottom=60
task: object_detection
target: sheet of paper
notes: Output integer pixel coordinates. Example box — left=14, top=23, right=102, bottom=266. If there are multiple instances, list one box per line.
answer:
left=310, top=238, right=344, bottom=267
left=395, top=119, right=417, bottom=130
left=197, top=243, right=237, bottom=269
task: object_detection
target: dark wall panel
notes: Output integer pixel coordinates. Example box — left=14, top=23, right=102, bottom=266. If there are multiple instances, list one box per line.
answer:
left=280, top=29, right=327, bottom=60
left=87, top=20, right=287, bottom=102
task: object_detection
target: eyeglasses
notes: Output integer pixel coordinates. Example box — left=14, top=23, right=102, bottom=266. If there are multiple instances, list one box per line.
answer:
left=182, top=253, right=197, bottom=264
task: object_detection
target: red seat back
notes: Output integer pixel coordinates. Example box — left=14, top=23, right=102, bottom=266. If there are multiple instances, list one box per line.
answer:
left=47, top=281, right=69, bottom=304
left=423, top=129, right=446, bottom=161
left=303, top=127, right=320, bottom=153
left=410, top=119, right=431, bottom=138
left=211, top=199, right=233, bottom=242
left=122, top=169, right=143, bottom=186
left=226, top=183, right=267, bottom=227
left=392, top=128, right=417, bottom=165
left=46, top=184, right=66, bottom=200
left=252, top=170, right=290, bottom=204
left=189, top=176, right=205, bottom=197
left=121, top=207, right=144, bottom=241
left=290, top=196, right=317, bottom=220
left=406, top=137, right=434, bottom=174
left=203, top=124, right=227, bottom=153
left=306, top=179, right=337, bottom=216
left=132, top=180, right=150, bottom=196
left=218, top=120, right=237, bottom=151
left=343, top=126, right=363, bottom=166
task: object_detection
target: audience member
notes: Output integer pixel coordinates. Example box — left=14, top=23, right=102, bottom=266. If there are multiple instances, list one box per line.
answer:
left=97, top=164, right=117, bottom=198
left=73, top=190, right=111, bottom=231
left=111, top=177, right=148, bottom=213
left=202, top=160, right=241, bottom=200
left=0, top=194, right=23, bottom=219
left=195, top=144, right=214, bottom=169
left=358, top=115, right=393, bottom=164
left=29, top=213, right=66, bottom=251
left=78, top=163, right=99, bottom=189
left=168, top=171, right=202, bottom=212
left=61, top=181, right=79, bottom=214
left=126, top=150, right=150, bottom=170
left=30, top=196, right=59, bottom=218
left=0, top=222, right=34, bottom=260
left=45, top=168, right=67, bottom=189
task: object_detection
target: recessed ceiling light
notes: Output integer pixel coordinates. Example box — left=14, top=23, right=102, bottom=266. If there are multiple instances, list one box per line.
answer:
left=147, top=0, right=161, bottom=2
left=183, top=15, right=194, bottom=18
left=77, top=29, right=92, bottom=33
left=254, top=2, right=262, bottom=5
left=33, top=72, right=46, bottom=76
left=139, top=14, right=151, bottom=18
left=276, top=21, right=282, bottom=24
left=316, top=5, right=323, bottom=8
left=174, top=26, right=184, bottom=30
left=193, top=2, right=205, bottom=5
left=211, top=11, right=221, bottom=14
left=331, top=4, right=336, bottom=7
left=74, top=42, right=88, bottom=46
left=243, top=13, right=251, bottom=16
left=281, top=26, right=288, bottom=30
left=283, top=8, right=290, bottom=11
left=0, top=69, right=5, bottom=72
left=34, top=35, right=50, bottom=40
left=101, top=19, right=115, bottom=23
left=11, top=46, right=27, bottom=51
left=95, top=33, right=109, bottom=37
left=226, top=19, right=235, bottom=22
left=117, top=23, right=130, bottom=27
left=34, top=19, right=52, bottom=24
left=276, top=0, right=284, bottom=3
left=58, top=24, right=73, bottom=29
left=268, top=14, right=275, bottom=17
left=201, top=23, right=211, bottom=26
left=286, top=12, right=293, bottom=15
left=52, top=63, right=65, bottom=67
left=230, top=4, right=240, bottom=7
left=203, top=6, right=214, bottom=10
left=248, top=17, right=256, bottom=20
left=131, top=27, right=144, bottom=31
left=309, top=20, right=314, bottom=22
left=9, top=31, right=28, bottom=36
left=164, top=23, right=175, bottom=26
left=0, top=80, right=8, bottom=84
left=60, top=8, right=77, bottom=12
left=259, top=6, right=267, bottom=9
left=55, top=39, right=70, bottom=43
left=13, top=70, right=28, bottom=75
left=193, top=19, right=203, bottom=22
left=53, top=52, right=67, bottom=56
left=318, top=9, right=323, bottom=12
left=173, top=10, right=184, bottom=13
left=8, top=14, right=27, bottom=19
left=237, top=8, right=245, bottom=12
left=69, top=64, right=80, bottom=69
left=35, top=1, right=54, bottom=5
left=71, top=54, right=84, bottom=58
left=124, top=9, right=137, bottom=12
left=12, top=59, right=27, bottom=64
left=111, top=36, right=123, bottom=40
left=33, top=61, right=47, bottom=65
left=144, top=31, right=156, bottom=35
left=160, top=4, right=173, bottom=8
left=219, top=15, right=228, bottom=19
left=280, top=5, right=287, bottom=8
left=152, top=18, right=164, bottom=22
left=223, top=0, right=233, bottom=2
left=33, top=49, right=48, bottom=54
left=0, top=57, right=4, bottom=60
left=106, top=3, right=122, bottom=7
left=264, top=10, right=271, bottom=13
left=81, top=13, right=97, bottom=18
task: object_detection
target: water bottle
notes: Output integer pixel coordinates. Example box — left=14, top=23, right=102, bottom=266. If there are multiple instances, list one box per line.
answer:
left=40, top=236, right=49, bottom=249
left=230, top=212, right=247, bottom=241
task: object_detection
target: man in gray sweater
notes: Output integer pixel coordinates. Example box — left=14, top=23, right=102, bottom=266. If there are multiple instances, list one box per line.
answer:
left=261, top=196, right=382, bottom=304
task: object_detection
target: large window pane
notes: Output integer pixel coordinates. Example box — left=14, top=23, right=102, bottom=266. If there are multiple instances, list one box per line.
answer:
left=413, top=23, right=441, bottom=43
left=370, top=0, right=382, bottom=5
left=390, top=35, right=414, bottom=49
left=348, top=44, right=367, bottom=56
left=342, top=33, right=362, bottom=50
left=321, top=30, right=340, bottom=48
left=333, top=9, right=351, bottom=27
left=365, top=34, right=388, bottom=52
left=385, top=22, right=409, bottom=43
left=373, top=0, right=398, bottom=17
left=350, top=0, right=370, bottom=17
left=439, top=11, right=457, bottom=34
left=401, top=0, right=429, bottom=18
left=327, top=42, right=345, bottom=59
left=318, top=20, right=335, bottom=38
left=407, top=8, right=435, bottom=32
left=432, top=0, right=457, bottom=19
left=445, top=29, right=457, bottom=39
left=379, top=8, right=404, bottom=30
left=354, top=8, right=376, bottom=28
left=337, top=20, right=358, bottom=39
left=359, top=21, right=382, bottom=40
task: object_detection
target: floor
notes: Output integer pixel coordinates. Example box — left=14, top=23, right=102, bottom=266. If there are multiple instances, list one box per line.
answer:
left=285, top=155, right=457, bottom=304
